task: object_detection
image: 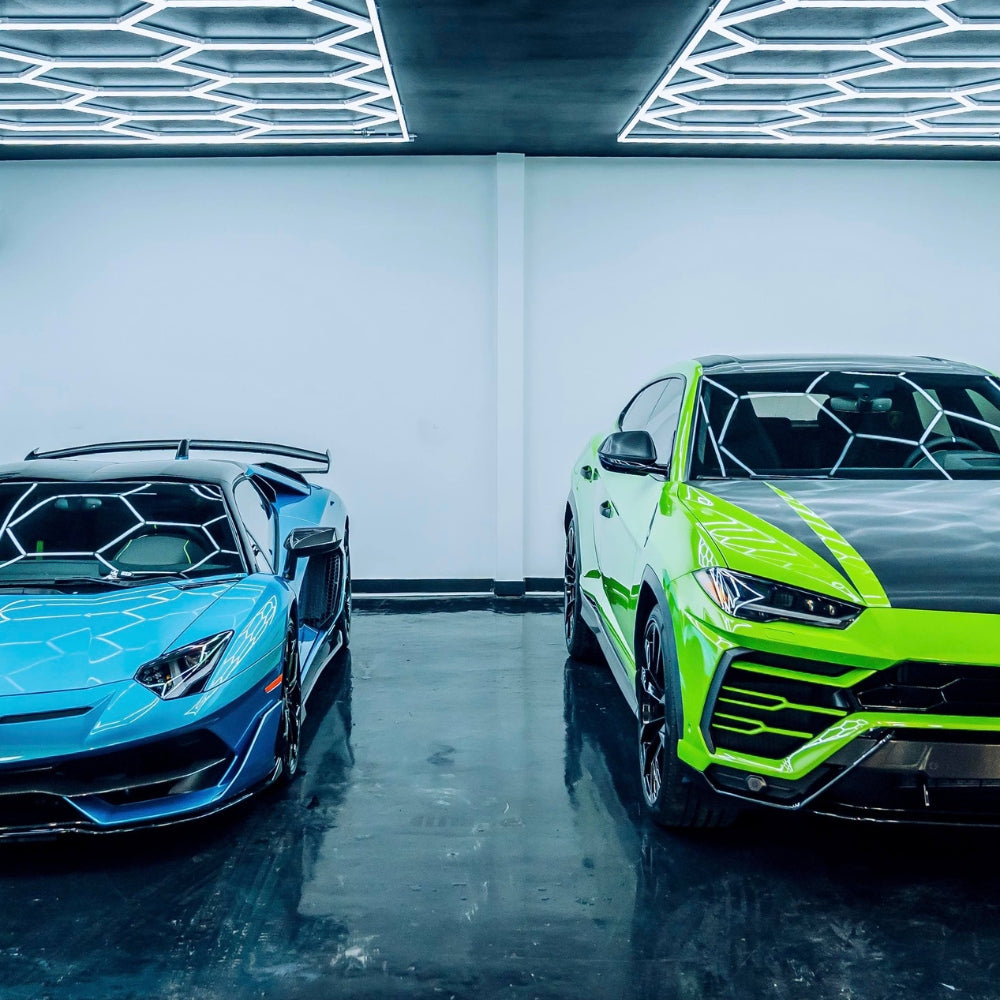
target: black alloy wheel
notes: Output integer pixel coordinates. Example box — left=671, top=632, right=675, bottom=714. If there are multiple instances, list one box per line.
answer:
left=637, top=606, right=737, bottom=829
left=564, top=519, right=600, bottom=661
left=638, top=613, right=667, bottom=808
left=276, top=624, right=302, bottom=784
left=339, top=546, right=352, bottom=649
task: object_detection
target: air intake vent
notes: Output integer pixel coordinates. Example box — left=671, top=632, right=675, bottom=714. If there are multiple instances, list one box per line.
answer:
left=709, top=661, right=851, bottom=760
left=856, top=662, right=1000, bottom=716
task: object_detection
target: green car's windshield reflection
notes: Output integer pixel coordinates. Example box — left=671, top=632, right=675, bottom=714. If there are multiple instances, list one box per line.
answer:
left=691, top=369, right=1000, bottom=479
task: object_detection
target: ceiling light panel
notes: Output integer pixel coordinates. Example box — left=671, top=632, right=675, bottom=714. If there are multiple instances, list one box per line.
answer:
left=0, top=1, right=408, bottom=146
left=621, top=0, right=1000, bottom=147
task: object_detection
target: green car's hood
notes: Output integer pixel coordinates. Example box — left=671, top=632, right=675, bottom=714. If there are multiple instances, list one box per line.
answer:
left=681, top=478, right=1000, bottom=615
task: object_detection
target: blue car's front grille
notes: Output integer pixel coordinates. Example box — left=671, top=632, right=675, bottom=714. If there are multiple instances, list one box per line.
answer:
left=0, top=793, right=88, bottom=831
left=0, top=729, right=233, bottom=806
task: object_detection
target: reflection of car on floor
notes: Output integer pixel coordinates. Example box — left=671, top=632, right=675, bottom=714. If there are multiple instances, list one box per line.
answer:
left=565, top=354, right=1000, bottom=827
left=0, top=439, right=350, bottom=838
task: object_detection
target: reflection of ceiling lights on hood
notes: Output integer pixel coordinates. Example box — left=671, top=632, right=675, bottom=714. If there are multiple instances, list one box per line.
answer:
left=0, top=1, right=408, bottom=146
left=621, top=0, right=1000, bottom=147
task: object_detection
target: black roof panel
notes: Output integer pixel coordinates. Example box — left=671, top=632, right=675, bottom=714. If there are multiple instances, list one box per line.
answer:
left=696, top=354, right=989, bottom=375
left=0, top=458, right=246, bottom=486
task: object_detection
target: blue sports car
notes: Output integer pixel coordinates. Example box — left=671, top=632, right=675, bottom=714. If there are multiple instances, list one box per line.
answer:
left=0, top=439, right=350, bottom=838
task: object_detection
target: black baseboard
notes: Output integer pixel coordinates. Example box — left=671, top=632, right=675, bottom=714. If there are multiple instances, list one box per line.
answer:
left=352, top=578, right=562, bottom=613
left=353, top=578, right=562, bottom=596
left=352, top=578, right=493, bottom=595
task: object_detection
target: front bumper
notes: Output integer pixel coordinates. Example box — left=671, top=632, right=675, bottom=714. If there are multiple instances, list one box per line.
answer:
left=0, top=660, right=284, bottom=840
left=674, top=577, right=1000, bottom=822
left=707, top=731, right=1000, bottom=825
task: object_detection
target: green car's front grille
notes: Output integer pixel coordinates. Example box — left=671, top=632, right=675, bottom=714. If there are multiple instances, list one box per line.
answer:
left=856, top=661, right=1000, bottom=716
left=708, top=655, right=1000, bottom=762
left=709, top=662, right=852, bottom=759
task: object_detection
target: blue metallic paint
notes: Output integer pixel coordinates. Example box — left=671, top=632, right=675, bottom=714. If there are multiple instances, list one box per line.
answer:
left=0, top=458, right=348, bottom=837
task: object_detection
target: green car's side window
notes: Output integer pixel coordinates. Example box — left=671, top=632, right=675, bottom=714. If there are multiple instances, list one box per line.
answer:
left=620, top=379, right=669, bottom=432
left=644, top=379, right=685, bottom=466
left=619, top=377, right=685, bottom=467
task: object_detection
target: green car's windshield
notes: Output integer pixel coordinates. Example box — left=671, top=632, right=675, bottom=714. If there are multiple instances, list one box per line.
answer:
left=0, top=480, right=246, bottom=585
left=691, top=369, right=1000, bottom=480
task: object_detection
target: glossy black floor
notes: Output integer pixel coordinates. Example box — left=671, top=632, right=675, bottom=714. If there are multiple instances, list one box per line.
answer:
left=2, top=611, right=1000, bottom=1000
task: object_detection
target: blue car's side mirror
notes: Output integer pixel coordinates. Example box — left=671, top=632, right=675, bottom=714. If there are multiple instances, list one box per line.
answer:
left=283, top=526, right=341, bottom=579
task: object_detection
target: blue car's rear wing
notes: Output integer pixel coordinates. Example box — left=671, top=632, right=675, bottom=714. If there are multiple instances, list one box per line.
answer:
left=25, top=439, right=331, bottom=474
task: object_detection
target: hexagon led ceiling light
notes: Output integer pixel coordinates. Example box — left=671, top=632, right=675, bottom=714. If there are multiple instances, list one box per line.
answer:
left=620, top=0, right=1000, bottom=147
left=0, top=0, right=408, bottom=146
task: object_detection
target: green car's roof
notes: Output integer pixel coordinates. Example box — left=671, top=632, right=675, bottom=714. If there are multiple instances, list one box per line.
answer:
left=694, top=354, right=989, bottom=375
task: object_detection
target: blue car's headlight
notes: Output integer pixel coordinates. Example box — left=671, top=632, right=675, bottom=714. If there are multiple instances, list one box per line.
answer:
left=135, top=631, right=233, bottom=699
left=695, top=567, right=862, bottom=629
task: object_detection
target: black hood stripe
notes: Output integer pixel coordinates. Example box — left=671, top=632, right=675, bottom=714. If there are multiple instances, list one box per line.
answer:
left=695, top=479, right=1000, bottom=615
left=691, top=480, right=858, bottom=589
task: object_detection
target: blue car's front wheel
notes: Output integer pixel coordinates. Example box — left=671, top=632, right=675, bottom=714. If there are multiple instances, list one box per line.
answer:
left=276, top=624, right=302, bottom=784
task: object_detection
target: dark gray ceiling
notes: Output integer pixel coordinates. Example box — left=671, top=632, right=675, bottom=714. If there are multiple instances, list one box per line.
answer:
left=4, top=0, right=1000, bottom=160
left=379, top=0, right=709, bottom=155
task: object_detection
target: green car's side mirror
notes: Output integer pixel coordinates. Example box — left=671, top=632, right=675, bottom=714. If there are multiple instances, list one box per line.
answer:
left=598, top=431, right=658, bottom=475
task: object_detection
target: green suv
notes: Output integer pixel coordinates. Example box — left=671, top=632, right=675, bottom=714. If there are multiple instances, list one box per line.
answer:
left=565, top=355, right=1000, bottom=827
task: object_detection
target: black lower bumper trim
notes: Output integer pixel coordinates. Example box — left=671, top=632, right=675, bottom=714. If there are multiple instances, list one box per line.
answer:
left=705, top=731, right=1000, bottom=825
left=814, top=732, right=1000, bottom=824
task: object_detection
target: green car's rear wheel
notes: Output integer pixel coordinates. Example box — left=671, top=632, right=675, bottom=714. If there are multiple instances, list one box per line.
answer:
left=564, top=518, right=601, bottom=662
left=638, top=606, right=736, bottom=828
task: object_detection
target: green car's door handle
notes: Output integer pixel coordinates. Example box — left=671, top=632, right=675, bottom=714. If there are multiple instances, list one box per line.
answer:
left=599, top=501, right=614, bottom=519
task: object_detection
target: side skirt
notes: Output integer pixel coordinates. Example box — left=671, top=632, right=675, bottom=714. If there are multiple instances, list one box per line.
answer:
left=580, top=592, right=638, bottom=716
left=300, top=627, right=344, bottom=709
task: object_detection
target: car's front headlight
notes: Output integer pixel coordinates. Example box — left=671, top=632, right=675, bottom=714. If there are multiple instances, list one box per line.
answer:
left=134, top=631, right=233, bottom=699
left=694, top=567, right=863, bottom=629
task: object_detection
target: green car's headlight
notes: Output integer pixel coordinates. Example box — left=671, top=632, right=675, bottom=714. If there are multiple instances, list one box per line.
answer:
left=135, top=631, right=233, bottom=699
left=695, top=567, right=863, bottom=629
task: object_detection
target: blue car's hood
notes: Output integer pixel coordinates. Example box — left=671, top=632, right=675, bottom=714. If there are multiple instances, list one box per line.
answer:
left=0, top=580, right=237, bottom=696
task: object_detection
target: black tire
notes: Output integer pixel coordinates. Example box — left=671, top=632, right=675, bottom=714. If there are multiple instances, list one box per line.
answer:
left=638, top=606, right=737, bottom=828
left=564, top=517, right=601, bottom=662
left=276, top=624, right=302, bottom=785
left=338, top=543, right=351, bottom=650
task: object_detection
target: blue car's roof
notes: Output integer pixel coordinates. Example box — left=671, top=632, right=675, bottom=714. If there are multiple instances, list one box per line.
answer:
left=0, top=458, right=247, bottom=486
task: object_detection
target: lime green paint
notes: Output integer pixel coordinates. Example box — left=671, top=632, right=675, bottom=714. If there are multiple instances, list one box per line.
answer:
left=717, top=686, right=848, bottom=718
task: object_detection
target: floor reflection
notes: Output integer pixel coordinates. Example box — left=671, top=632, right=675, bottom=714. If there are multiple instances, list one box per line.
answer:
left=4, top=614, right=1000, bottom=1000
left=0, top=650, right=355, bottom=1000
left=563, top=651, right=1000, bottom=1000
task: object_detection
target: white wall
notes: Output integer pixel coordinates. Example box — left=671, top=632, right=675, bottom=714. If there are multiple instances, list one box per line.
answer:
left=3, top=155, right=1000, bottom=583
left=0, top=156, right=497, bottom=580
left=524, top=157, right=1000, bottom=577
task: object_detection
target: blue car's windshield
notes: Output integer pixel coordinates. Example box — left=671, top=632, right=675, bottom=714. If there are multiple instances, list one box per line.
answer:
left=0, top=480, right=246, bottom=585
left=691, top=369, right=1000, bottom=480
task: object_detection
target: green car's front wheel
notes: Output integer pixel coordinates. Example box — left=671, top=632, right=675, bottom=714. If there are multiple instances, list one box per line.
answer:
left=638, top=606, right=736, bottom=829
left=564, top=518, right=601, bottom=662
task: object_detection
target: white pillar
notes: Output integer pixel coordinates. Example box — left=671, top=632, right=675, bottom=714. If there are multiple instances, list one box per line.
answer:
left=495, top=153, right=526, bottom=596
